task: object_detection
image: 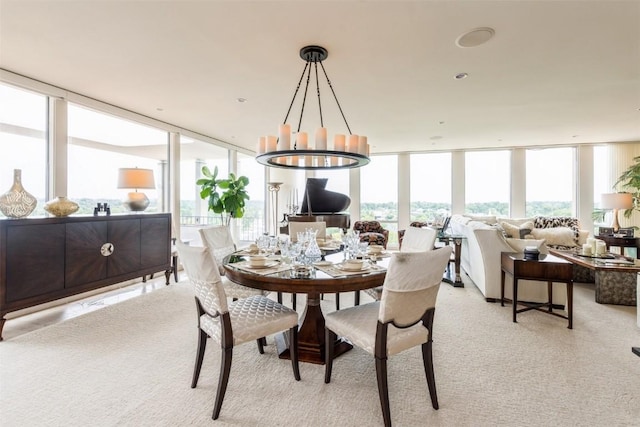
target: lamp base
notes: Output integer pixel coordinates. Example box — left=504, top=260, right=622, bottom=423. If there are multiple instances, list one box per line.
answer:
left=124, top=192, right=150, bottom=211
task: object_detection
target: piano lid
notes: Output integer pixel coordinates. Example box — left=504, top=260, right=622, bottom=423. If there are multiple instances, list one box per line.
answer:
left=300, top=178, right=351, bottom=214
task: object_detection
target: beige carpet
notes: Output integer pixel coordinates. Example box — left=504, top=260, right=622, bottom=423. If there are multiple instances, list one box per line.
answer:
left=1, top=278, right=639, bottom=427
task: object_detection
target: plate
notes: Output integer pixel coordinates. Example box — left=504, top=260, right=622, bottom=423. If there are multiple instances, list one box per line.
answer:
left=313, top=260, right=333, bottom=266
left=245, top=260, right=279, bottom=269
left=335, top=262, right=370, bottom=272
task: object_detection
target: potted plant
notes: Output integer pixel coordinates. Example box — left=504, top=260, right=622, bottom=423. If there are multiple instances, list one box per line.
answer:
left=614, top=155, right=640, bottom=218
left=197, top=166, right=250, bottom=226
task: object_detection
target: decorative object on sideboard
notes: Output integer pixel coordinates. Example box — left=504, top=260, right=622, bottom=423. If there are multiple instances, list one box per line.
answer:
left=117, top=167, right=156, bottom=212
left=601, top=192, right=633, bottom=232
left=44, top=196, right=79, bottom=217
left=255, top=45, right=370, bottom=170
left=93, top=202, right=111, bottom=216
left=0, top=169, right=37, bottom=218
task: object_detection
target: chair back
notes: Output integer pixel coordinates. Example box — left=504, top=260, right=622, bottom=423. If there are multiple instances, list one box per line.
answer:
left=354, top=220, right=384, bottom=233
left=400, top=227, right=437, bottom=253
left=199, top=225, right=236, bottom=273
left=379, top=247, right=452, bottom=326
left=289, top=221, right=327, bottom=241
left=176, top=241, right=229, bottom=316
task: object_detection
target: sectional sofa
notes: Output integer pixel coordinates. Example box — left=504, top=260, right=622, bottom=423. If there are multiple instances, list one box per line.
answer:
left=449, top=214, right=590, bottom=304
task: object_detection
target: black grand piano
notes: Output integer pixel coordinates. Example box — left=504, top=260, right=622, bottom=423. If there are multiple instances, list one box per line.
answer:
left=284, top=178, right=351, bottom=233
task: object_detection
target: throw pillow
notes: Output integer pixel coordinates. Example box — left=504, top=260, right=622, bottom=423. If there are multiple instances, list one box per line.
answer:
left=530, top=227, right=577, bottom=247
left=499, top=221, right=534, bottom=239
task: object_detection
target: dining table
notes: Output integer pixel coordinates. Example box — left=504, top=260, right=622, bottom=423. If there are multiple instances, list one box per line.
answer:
left=223, top=250, right=389, bottom=364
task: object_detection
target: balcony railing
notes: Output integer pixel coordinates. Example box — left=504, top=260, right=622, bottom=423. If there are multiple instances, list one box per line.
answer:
left=179, top=215, right=265, bottom=243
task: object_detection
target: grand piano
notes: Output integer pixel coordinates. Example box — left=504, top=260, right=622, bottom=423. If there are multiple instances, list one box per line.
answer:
left=284, top=178, right=351, bottom=233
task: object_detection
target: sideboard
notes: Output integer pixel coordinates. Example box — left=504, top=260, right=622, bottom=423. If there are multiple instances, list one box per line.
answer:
left=0, top=213, right=172, bottom=340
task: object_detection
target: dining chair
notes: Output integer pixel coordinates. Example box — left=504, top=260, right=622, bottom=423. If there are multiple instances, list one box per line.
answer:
left=364, top=226, right=439, bottom=302
left=400, top=226, right=437, bottom=253
left=199, top=225, right=269, bottom=300
left=288, top=220, right=327, bottom=241
left=324, top=247, right=452, bottom=427
left=177, top=242, right=301, bottom=420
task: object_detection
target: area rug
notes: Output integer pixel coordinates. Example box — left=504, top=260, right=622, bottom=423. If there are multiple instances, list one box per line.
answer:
left=1, top=280, right=639, bottom=426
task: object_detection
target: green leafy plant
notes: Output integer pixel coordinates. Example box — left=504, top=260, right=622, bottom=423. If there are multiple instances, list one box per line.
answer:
left=614, top=155, right=640, bottom=218
left=197, top=166, right=250, bottom=225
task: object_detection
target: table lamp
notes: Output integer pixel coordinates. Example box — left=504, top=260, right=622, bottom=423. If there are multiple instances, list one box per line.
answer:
left=117, top=167, right=156, bottom=211
left=601, top=192, right=633, bottom=232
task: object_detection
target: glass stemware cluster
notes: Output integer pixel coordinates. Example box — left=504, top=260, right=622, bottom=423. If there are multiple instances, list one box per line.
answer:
left=342, top=230, right=367, bottom=260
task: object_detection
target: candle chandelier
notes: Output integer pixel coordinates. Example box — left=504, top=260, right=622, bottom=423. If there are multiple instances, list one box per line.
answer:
left=255, top=45, right=370, bottom=170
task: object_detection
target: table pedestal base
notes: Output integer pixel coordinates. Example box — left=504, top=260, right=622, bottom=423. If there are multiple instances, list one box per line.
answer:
left=275, top=292, right=352, bottom=365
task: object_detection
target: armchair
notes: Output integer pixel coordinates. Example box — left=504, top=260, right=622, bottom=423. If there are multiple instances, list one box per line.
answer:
left=353, top=220, right=389, bottom=249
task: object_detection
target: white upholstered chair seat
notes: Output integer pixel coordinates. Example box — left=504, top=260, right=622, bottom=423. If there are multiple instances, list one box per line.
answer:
left=200, top=295, right=298, bottom=346
left=325, top=301, right=429, bottom=356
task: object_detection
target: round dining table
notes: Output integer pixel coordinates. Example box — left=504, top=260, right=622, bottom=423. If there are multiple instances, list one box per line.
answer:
left=224, top=251, right=388, bottom=364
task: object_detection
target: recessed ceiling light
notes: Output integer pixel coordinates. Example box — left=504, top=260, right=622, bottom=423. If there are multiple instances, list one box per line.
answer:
left=454, top=73, right=468, bottom=80
left=156, top=108, right=163, bottom=111
left=430, top=136, right=443, bottom=140
left=456, top=27, right=495, bottom=48
left=237, top=97, right=247, bottom=103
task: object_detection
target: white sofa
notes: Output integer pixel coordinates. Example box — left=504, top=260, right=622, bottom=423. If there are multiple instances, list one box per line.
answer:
left=449, top=214, right=589, bottom=304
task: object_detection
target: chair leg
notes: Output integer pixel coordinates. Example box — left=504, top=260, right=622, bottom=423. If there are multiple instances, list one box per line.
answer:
left=375, top=355, right=392, bottom=427
left=324, top=329, right=336, bottom=383
left=256, top=338, right=265, bottom=354
left=277, top=292, right=283, bottom=304
left=289, top=327, right=301, bottom=381
left=335, top=293, right=340, bottom=310
left=421, top=341, right=439, bottom=410
left=292, top=293, right=297, bottom=311
left=354, top=290, right=360, bottom=306
left=191, top=328, right=208, bottom=388
left=212, top=346, right=233, bottom=420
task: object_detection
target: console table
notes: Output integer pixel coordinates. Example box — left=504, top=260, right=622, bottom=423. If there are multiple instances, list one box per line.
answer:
left=598, top=236, right=640, bottom=258
left=0, top=213, right=172, bottom=340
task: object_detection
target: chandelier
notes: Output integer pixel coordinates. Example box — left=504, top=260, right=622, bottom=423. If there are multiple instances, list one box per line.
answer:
left=255, top=45, right=370, bottom=170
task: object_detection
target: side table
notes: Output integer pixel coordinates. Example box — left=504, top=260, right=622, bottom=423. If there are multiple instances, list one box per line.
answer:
left=438, top=233, right=466, bottom=287
left=500, top=252, right=574, bottom=329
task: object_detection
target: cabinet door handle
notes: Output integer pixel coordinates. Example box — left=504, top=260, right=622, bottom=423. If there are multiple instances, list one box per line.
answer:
left=101, top=243, right=114, bottom=257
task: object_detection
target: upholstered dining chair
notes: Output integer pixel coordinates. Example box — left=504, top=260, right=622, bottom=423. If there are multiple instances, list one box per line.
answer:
left=353, top=220, right=389, bottom=249
left=177, top=242, right=300, bottom=421
left=400, top=226, right=437, bottom=253
left=364, top=226, right=438, bottom=302
left=199, top=225, right=269, bottom=300
left=324, top=247, right=452, bottom=427
left=397, top=221, right=430, bottom=249
left=288, top=220, right=327, bottom=242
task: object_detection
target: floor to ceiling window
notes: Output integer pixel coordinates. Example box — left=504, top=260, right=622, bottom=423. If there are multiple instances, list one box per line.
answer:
left=179, top=136, right=228, bottom=224
left=0, top=83, right=48, bottom=217
left=465, top=150, right=510, bottom=216
left=360, top=154, right=398, bottom=244
left=67, top=104, right=168, bottom=214
left=237, top=152, right=265, bottom=241
left=526, top=147, right=575, bottom=217
left=410, top=152, right=451, bottom=222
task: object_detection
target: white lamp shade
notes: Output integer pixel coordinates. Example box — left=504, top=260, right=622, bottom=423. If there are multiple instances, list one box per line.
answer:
left=601, top=193, right=633, bottom=209
left=117, top=168, right=156, bottom=190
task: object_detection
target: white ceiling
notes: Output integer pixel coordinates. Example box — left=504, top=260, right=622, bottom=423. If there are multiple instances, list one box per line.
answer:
left=1, top=0, right=639, bottom=155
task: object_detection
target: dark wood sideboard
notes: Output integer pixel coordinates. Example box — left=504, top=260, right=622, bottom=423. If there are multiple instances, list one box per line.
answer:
left=0, top=213, right=172, bottom=340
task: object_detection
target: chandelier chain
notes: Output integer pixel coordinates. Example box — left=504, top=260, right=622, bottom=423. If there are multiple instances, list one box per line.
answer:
left=314, top=59, right=324, bottom=128
left=282, top=61, right=309, bottom=134
left=319, top=60, right=352, bottom=135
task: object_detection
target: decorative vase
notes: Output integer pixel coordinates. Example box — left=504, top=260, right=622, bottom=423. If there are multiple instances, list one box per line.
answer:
left=0, top=169, right=38, bottom=219
left=44, top=196, right=80, bottom=217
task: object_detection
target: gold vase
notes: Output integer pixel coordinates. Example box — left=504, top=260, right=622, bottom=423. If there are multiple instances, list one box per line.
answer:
left=0, top=169, right=38, bottom=218
left=44, top=196, right=80, bottom=217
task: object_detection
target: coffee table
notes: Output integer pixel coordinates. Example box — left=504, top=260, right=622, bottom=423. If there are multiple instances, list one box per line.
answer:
left=501, top=252, right=574, bottom=328
left=548, top=249, right=640, bottom=306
